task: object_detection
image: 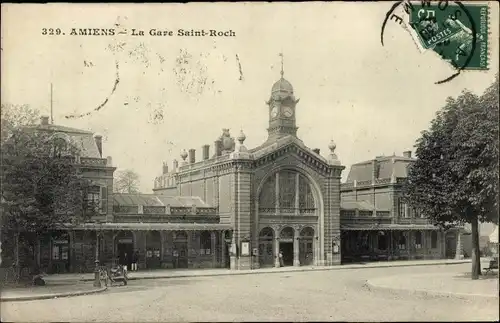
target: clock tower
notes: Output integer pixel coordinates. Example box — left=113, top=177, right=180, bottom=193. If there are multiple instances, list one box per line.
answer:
left=266, top=56, right=299, bottom=141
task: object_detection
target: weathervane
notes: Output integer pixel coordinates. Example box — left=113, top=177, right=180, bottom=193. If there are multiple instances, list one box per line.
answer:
left=279, top=52, right=284, bottom=78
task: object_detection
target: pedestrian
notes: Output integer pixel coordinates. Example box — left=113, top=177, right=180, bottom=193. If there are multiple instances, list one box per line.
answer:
left=279, top=250, right=284, bottom=267
left=122, top=252, right=128, bottom=273
left=132, top=250, right=139, bottom=271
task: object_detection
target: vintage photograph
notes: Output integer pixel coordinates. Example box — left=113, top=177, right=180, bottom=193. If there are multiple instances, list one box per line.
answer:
left=1, top=2, right=498, bottom=322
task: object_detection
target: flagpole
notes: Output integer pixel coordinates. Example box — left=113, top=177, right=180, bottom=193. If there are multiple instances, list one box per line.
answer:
left=50, top=83, right=54, bottom=124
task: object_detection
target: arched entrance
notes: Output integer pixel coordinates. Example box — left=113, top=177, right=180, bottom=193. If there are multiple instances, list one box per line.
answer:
left=173, top=231, right=188, bottom=268
left=279, top=227, right=294, bottom=266
left=115, top=231, right=134, bottom=268
left=259, top=227, right=274, bottom=267
left=299, top=227, right=314, bottom=266
left=146, top=231, right=162, bottom=269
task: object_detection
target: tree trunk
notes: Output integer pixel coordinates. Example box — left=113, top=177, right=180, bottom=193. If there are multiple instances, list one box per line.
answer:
left=471, top=217, right=480, bottom=280
left=474, top=220, right=482, bottom=276
left=14, top=231, right=20, bottom=282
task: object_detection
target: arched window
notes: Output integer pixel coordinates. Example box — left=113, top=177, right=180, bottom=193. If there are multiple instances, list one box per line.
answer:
left=259, top=174, right=276, bottom=209
left=280, top=227, right=294, bottom=240
left=431, top=231, right=438, bottom=249
left=259, top=170, right=315, bottom=213
left=279, top=171, right=296, bottom=209
left=53, top=137, right=68, bottom=157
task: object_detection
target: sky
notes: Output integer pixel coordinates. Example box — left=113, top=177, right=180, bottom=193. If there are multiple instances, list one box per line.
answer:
left=2, top=2, right=499, bottom=193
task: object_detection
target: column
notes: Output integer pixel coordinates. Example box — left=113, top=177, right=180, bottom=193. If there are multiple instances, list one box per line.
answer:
left=314, top=236, right=320, bottom=266
left=221, top=231, right=226, bottom=268
left=408, top=231, right=413, bottom=260
left=294, top=173, right=300, bottom=215
left=455, top=230, right=463, bottom=260
left=211, top=231, right=216, bottom=268
left=187, top=231, right=192, bottom=268
left=143, top=231, right=147, bottom=269
left=275, top=173, right=280, bottom=213
left=274, top=235, right=280, bottom=268
left=293, top=237, right=300, bottom=266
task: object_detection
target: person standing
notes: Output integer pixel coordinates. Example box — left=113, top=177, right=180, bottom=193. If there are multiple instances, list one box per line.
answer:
left=131, top=250, right=139, bottom=271
left=279, top=250, right=284, bottom=267
left=121, top=252, right=128, bottom=273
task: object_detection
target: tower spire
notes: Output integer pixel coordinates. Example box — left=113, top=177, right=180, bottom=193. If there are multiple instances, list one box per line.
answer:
left=279, top=52, right=284, bottom=78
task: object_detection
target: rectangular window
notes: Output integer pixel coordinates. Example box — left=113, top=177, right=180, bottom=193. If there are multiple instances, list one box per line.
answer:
left=100, top=186, right=107, bottom=214
left=398, top=199, right=406, bottom=218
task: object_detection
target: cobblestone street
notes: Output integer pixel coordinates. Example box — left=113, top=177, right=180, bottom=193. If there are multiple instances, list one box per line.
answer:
left=2, top=263, right=498, bottom=322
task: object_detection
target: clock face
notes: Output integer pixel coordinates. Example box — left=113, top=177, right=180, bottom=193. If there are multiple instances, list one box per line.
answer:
left=283, top=106, right=294, bottom=117
left=271, top=106, right=278, bottom=118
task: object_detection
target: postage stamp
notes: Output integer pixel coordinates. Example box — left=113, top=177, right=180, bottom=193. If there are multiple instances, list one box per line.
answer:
left=408, top=1, right=490, bottom=70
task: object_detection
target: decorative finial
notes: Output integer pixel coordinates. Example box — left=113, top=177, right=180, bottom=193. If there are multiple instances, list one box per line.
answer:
left=328, top=140, right=336, bottom=153
left=237, top=130, right=246, bottom=144
left=180, top=149, right=188, bottom=161
left=279, top=52, right=284, bottom=78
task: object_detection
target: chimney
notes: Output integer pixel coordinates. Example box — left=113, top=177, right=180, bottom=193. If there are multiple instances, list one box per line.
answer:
left=94, top=135, right=103, bottom=157
left=214, top=139, right=222, bottom=157
left=202, top=144, right=210, bottom=160
left=40, top=116, right=49, bottom=125
left=106, top=156, right=113, bottom=166
left=188, top=149, right=196, bottom=164
left=403, top=150, right=412, bottom=158
left=312, top=148, right=320, bottom=155
left=173, top=159, right=179, bottom=170
left=162, top=162, right=169, bottom=174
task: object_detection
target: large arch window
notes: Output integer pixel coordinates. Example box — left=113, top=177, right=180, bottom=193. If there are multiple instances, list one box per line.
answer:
left=258, top=170, right=315, bottom=214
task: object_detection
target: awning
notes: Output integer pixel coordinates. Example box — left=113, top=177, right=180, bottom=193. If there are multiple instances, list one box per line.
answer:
left=341, top=224, right=440, bottom=231
left=62, top=223, right=233, bottom=231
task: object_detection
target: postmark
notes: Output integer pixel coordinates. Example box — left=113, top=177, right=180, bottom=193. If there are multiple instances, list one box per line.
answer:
left=381, top=1, right=491, bottom=84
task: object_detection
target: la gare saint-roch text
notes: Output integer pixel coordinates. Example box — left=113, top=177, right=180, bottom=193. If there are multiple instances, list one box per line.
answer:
left=133, top=28, right=236, bottom=37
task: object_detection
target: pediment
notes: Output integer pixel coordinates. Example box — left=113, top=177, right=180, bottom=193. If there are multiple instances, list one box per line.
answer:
left=252, top=137, right=338, bottom=177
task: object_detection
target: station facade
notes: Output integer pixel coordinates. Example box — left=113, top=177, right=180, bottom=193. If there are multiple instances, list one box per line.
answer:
left=4, top=71, right=464, bottom=275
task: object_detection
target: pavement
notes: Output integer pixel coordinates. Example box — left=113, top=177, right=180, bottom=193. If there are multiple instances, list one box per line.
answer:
left=0, top=258, right=477, bottom=303
left=366, top=271, right=499, bottom=300
left=1, top=282, right=107, bottom=302
left=2, top=262, right=498, bottom=322
left=44, top=258, right=471, bottom=283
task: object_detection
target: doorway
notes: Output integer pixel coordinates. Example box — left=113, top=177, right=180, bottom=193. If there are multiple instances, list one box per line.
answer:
left=117, top=241, right=133, bottom=268
left=279, top=242, right=294, bottom=266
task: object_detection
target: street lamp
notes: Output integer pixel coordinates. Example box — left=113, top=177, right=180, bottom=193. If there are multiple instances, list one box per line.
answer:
left=93, top=221, right=103, bottom=288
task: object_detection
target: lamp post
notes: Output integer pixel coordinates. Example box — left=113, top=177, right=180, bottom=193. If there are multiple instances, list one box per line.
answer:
left=93, top=221, right=102, bottom=288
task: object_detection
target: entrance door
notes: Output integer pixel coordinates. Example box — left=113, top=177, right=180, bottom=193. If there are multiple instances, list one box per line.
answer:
left=445, top=234, right=457, bottom=259
left=173, top=231, right=188, bottom=268
left=259, top=227, right=275, bottom=267
left=117, top=240, right=133, bottom=268
left=299, top=227, right=315, bottom=266
left=299, top=240, right=314, bottom=266
left=279, top=242, right=294, bottom=266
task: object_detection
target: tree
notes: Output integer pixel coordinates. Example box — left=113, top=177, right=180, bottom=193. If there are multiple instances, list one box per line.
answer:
left=114, top=169, right=141, bottom=194
left=404, top=75, right=499, bottom=280
left=1, top=104, right=40, bottom=145
left=1, top=105, right=97, bottom=280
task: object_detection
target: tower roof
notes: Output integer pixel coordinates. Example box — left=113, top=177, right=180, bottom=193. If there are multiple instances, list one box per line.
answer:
left=271, top=77, right=294, bottom=95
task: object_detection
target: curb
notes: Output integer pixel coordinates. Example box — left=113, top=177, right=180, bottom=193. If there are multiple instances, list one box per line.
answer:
left=365, top=279, right=498, bottom=301
left=74, top=260, right=471, bottom=282
left=0, top=286, right=107, bottom=302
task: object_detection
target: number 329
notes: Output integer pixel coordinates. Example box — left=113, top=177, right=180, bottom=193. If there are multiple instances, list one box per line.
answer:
left=42, top=28, right=62, bottom=35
